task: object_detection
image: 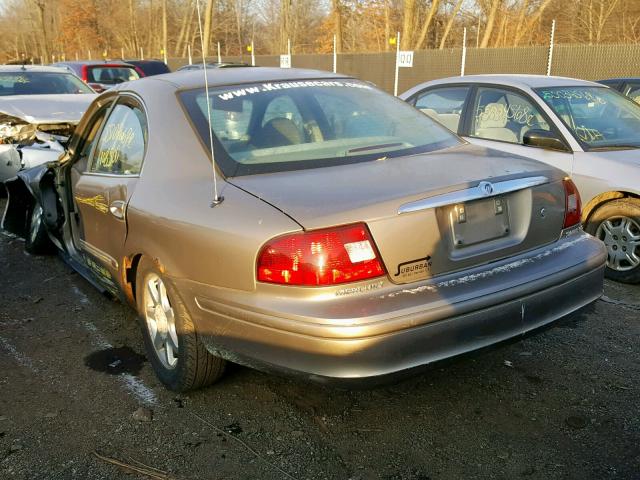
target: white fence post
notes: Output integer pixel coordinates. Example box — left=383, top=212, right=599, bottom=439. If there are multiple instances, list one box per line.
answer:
left=546, top=19, right=556, bottom=76
left=140, top=47, right=144, bottom=60
left=121, top=47, right=124, bottom=59
left=333, top=34, right=337, bottom=73
left=394, top=31, right=400, bottom=96
left=461, top=27, right=467, bottom=76
left=251, top=40, right=255, bottom=66
left=217, top=42, right=221, bottom=63
left=188, top=44, right=192, bottom=65
left=88, top=49, right=92, bottom=60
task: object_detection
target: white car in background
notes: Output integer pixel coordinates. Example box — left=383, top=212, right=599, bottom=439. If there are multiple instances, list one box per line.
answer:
left=401, top=75, right=640, bottom=283
left=0, top=65, right=96, bottom=183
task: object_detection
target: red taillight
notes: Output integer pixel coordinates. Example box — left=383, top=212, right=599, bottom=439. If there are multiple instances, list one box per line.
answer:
left=80, top=64, right=89, bottom=82
left=563, top=177, right=582, bottom=228
left=257, top=223, right=386, bottom=286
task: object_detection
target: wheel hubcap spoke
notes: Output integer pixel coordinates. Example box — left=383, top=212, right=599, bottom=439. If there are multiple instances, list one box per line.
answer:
left=147, top=281, right=160, bottom=306
left=144, top=274, right=179, bottom=369
left=30, top=205, right=42, bottom=243
left=597, top=215, right=640, bottom=271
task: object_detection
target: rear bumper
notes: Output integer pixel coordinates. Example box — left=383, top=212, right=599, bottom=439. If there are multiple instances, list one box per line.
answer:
left=175, top=232, right=606, bottom=384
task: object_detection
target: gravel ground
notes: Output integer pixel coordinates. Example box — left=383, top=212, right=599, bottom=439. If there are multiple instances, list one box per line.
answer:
left=1, top=207, right=639, bottom=479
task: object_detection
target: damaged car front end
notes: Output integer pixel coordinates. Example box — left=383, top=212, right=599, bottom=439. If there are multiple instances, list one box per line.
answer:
left=0, top=94, right=96, bottom=183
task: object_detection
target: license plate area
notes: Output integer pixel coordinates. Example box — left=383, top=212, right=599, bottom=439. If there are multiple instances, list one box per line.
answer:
left=449, top=196, right=510, bottom=248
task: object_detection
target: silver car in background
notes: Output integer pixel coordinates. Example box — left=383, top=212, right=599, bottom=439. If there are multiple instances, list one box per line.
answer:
left=402, top=75, right=640, bottom=283
left=0, top=65, right=96, bottom=182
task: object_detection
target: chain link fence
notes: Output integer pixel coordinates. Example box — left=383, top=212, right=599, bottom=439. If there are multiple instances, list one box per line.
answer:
left=167, top=43, right=640, bottom=94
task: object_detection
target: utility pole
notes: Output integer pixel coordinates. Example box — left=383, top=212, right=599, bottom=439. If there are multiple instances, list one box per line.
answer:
left=461, top=27, right=467, bottom=76
left=162, top=0, right=168, bottom=62
left=393, top=31, right=400, bottom=96
left=546, top=19, right=556, bottom=76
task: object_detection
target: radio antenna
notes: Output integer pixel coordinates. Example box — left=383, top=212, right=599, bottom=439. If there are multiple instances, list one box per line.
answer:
left=195, top=0, right=223, bottom=206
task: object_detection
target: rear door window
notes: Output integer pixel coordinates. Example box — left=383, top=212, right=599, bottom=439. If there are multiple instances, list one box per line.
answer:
left=89, top=99, right=147, bottom=175
left=88, top=67, right=139, bottom=85
left=471, top=87, right=550, bottom=144
left=413, top=86, right=470, bottom=133
left=624, top=83, right=640, bottom=104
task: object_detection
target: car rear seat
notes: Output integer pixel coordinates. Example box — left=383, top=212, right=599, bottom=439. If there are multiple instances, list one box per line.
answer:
left=419, top=108, right=460, bottom=132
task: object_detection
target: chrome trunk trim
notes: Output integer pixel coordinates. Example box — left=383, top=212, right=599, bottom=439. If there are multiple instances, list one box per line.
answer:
left=398, top=176, right=549, bottom=214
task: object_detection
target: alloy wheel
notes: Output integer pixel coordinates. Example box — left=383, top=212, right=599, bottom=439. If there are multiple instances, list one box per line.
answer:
left=143, top=273, right=179, bottom=369
left=29, top=204, right=43, bottom=244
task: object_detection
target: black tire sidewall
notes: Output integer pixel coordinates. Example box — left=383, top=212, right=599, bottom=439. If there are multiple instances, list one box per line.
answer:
left=25, top=201, right=52, bottom=255
left=135, top=259, right=196, bottom=391
left=586, top=199, right=640, bottom=284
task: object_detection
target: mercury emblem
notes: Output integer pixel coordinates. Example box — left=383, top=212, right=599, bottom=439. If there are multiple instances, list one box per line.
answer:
left=478, top=181, right=494, bottom=196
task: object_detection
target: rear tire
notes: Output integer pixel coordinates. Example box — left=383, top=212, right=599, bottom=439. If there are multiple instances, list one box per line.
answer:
left=585, top=198, right=640, bottom=284
left=25, top=201, right=53, bottom=255
left=135, top=257, right=226, bottom=391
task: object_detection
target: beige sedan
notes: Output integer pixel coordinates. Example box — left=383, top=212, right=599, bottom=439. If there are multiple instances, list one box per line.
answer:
left=2, top=68, right=606, bottom=391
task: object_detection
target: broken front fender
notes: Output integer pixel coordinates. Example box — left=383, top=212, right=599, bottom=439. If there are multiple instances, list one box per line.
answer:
left=1, top=163, right=56, bottom=238
left=0, top=144, right=21, bottom=182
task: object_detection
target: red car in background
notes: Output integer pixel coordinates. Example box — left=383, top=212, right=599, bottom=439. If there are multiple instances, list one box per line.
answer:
left=53, top=60, right=144, bottom=93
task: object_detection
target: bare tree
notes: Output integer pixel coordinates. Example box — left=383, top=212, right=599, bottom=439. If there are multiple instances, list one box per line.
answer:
left=414, top=0, right=441, bottom=50
left=400, top=0, right=417, bottom=49
left=438, top=0, right=463, bottom=49
left=202, top=0, right=215, bottom=56
left=479, top=0, right=501, bottom=48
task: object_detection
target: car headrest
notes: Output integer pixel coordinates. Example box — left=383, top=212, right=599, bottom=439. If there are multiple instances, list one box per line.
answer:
left=478, top=103, right=509, bottom=128
left=253, top=117, right=302, bottom=148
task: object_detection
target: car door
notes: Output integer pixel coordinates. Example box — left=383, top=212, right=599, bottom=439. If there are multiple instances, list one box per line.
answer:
left=69, top=95, right=147, bottom=288
left=409, top=85, right=472, bottom=134
left=462, top=85, right=575, bottom=176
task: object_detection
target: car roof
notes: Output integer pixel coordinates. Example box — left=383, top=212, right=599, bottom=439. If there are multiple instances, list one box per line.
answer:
left=136, top=67, right=351, bottom=90
left=400, top=74, right=607, bottom=99
left=54, top=60, right=136, bottom=67
left=124, top=59, right=166, bottom=64
left=0, top=64, right=72, bottom=74
left=427, top=74, right=603, bottom=89
left=597, top=77, right=640, bottom=83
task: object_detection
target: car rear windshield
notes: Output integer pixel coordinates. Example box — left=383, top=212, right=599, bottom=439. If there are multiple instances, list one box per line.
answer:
left=180, top=79, right=461, bottom=176
left=0, top=71, right=94, bottom=96
left=129, top=62, right=170, bottom=76
left=88, top=66, right=139, bottom=85
left=535, top=86, right=640, bottom=150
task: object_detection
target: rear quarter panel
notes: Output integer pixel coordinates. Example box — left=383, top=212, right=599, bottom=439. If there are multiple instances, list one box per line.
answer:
left=572, top=150, right=640, bottom=208
left=121, top=80, right=301, bottom=292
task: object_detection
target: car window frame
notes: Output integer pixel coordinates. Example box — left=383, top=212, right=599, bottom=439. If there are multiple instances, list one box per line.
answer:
left=623, top=82, right=640, bottom=99
left=406, top=84, right=474, bottom=135
left=0, top=70, right=93, bottom=96
left=533, top=85, right=640, bottom=152
left=465, top=83, right=571, bottom=151
left=178, top=81, right=462, bottom=177
left=87, top=65, right=140, bottom=85
left=68, top=97, right=117, bottom=169
left=84, top=93, right=149, bottom=178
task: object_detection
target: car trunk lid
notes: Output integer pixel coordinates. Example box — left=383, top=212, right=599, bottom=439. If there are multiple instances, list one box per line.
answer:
left=230, top=144, right=567, bottom=284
